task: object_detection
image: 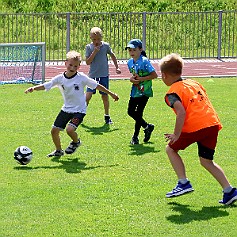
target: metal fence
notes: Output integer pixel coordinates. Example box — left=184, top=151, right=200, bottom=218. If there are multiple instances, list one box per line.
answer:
left=0, top=11, right=236, bottom=62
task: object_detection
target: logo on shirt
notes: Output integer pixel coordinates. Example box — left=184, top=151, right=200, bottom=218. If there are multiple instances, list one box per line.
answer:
left=74, top=84, right=79, bottom=90
left=190, top=91, right=204, bottom=103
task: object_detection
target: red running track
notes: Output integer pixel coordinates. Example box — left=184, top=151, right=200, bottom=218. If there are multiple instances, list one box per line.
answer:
left=45, top=59, right=237, bottom=80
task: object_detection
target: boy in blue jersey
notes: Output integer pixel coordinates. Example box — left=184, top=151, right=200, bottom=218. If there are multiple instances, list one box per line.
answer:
left=125, top=39, right=158, bottom=144
left=85, top=27, right=121, bottom=124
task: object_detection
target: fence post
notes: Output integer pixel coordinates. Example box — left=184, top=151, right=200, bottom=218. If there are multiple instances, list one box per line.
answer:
left=66, top=12, right=71, bottom=53
left=142, top=12, right=146, bottom=51
left=217, top=10, right=223, bottom=60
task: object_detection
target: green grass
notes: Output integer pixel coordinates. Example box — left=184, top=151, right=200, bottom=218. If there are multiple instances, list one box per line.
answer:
left=0, top=78, right=237, bottom=236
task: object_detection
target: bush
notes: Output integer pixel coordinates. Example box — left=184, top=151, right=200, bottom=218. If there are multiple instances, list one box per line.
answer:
left=0, top=0, right=236, bottom=13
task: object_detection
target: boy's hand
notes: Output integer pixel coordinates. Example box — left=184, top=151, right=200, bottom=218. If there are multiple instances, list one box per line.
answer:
left=164, top=133, right=179, bottom=145
left=116, top=68, right=121, bottom=74
left=130, top=75, right=139, bottom=84
left=111, top=93, right=119, bottom=101
left=25, top=87, right=34, bottom=94
left=94, top=46, right=101, bottom=53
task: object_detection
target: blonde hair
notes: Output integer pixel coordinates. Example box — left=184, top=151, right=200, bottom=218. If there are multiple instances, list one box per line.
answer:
left=66, top=50, right=81, bottom=63
left=159, top=53, right=184, bottom=75
left=90, top=27, right=103, bottom=37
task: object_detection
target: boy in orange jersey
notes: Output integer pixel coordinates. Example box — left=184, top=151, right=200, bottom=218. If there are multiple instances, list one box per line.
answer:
left=159, top=53, right=237, bottom=205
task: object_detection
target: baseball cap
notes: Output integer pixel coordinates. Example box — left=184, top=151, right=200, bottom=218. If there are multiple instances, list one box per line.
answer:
left=125, top=39, right=142, bottom=50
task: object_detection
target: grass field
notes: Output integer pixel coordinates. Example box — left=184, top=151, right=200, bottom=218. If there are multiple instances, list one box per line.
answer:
left=0, top=78, right=237, bottom=237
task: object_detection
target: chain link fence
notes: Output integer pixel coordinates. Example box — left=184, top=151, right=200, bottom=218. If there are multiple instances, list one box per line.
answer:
left=1, top=10, right=236, bottom=62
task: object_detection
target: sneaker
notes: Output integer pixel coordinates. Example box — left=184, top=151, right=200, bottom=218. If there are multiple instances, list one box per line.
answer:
left=166, top=181, right=194, bottom=198
left=65, top=139, right=81, bottom=154
left=47, top=149, right=64, bottom=157
left=144, top=124, right=154, bottom=142
left=105, top=115, right=113, bottom=124
left=219, top=188, right=237, bottom=205
left=130, top=136, right=139, bottom=145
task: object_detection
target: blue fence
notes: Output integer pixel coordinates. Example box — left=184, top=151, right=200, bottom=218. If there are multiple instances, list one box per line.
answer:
left=0, top=10, right=236, bottom=62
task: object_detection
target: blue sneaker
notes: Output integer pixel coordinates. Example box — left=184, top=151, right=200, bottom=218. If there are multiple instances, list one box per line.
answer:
left=219, top=188, right=237, bottom=205
left=166, top=181, right=194, bottom=198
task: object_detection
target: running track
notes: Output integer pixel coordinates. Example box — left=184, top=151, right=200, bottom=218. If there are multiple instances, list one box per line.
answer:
left=45, top=59, right=237, bottom=80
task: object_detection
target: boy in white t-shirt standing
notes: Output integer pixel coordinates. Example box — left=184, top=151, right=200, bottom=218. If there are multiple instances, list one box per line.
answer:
left=25, top=50, right=119, bottom=157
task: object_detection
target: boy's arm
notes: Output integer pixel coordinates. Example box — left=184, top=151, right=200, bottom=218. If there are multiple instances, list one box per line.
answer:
left=134, top=71, right=158, bottom=82
left=86, top=46, right=100, bottom=65
left=96, top=84, right=119, bottom=101
left=25, top=84, right=45, bottom=93
left=165, top=100, right=186, bottom=144
left=110, top=53, right=121, bottom=74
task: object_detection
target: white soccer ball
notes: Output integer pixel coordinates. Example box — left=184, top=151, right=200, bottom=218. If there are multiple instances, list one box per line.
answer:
left=14, top=146, right=33, bottom=165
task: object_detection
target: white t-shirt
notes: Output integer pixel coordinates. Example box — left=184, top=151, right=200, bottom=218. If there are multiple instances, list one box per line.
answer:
left=43, top=72, right=98, bottom=113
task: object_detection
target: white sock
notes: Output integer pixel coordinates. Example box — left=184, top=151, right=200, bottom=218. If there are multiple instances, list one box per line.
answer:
left=179, top=178, right=189, bottom=184
left=224, top=186, right=233, bottom=193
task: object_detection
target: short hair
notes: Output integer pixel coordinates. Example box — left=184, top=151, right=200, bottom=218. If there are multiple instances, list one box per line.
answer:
left=66, top=50, right=81, bottom=63
left=159, top=53, right=184, bottom=75
left=90, top=27, right=103, bottom=37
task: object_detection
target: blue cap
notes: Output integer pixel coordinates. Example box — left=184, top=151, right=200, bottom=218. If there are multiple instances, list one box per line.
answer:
left=125, top=39, right=142, bottom=50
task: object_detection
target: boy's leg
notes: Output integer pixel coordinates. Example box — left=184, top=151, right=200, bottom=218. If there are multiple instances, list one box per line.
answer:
left=51, top=127, right=62, bottom=150
left=166, top=145, right=186, bottom=179
left=165, top=145, right=194, bottom=197
left=200, top=157, right=237, bottom=205
left=86, top=78, right=98, bottom=105
left=47, top=110, right=69, bottom=157
left=65, top=113, right=85, bottom=154
left=102, top=94, right=113, bottom=124
left=199, top=158, right=230, bottom=189
left=66, top=124, right=78, bottom=143
left=127, top=96, right=149, bottom=143
left=98, top=76, right=112, bottom=123
left=102, top=93, right=109, bottom=115
left=65, top=125, right=82, bottom=154
left=47, top=127, right=64, bottom=157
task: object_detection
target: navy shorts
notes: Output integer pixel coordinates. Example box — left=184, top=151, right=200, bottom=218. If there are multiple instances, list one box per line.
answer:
left=86, top=76, right=109, bottom=95
left=53, top=110, right=86, bottom=130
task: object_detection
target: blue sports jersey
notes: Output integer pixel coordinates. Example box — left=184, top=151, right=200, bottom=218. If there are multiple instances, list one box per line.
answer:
left=127, top=55, right=155, bottom=97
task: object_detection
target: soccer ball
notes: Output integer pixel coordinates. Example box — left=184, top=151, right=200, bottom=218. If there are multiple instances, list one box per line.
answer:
left=14, top=146, right=33, bottom=165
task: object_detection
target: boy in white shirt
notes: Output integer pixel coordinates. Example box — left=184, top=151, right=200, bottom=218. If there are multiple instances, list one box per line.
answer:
left=25, top=50, right=119, bottom=157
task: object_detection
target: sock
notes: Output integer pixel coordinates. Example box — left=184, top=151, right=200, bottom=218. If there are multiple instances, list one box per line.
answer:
left=179, top=178, right=189, bottom=184
left=223, top=186, right=233, bottom=193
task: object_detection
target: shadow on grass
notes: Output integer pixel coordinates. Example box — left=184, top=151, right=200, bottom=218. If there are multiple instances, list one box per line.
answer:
left=166, top=201, right=231, bottom=224
left=81, top=123, right=119, bottom=135
left=14, top=157, right=119, bottom=174
left=129, top=143, right=160, bottom=155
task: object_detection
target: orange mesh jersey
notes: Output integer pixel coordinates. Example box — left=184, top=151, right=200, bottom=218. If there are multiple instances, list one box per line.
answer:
left=165, top=79, right=222, bottom=133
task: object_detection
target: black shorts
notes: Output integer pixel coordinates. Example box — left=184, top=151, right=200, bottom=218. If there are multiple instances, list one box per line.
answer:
left=53, top=110, right=86, bottom=130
